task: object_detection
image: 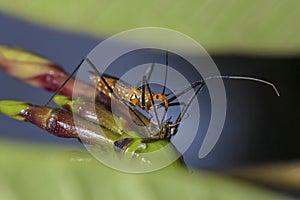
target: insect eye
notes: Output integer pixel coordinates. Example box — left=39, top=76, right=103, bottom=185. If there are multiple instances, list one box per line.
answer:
left=171, top=127, right=177, bottom=135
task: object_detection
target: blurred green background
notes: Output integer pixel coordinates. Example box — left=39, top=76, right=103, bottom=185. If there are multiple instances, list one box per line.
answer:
left=0, top=0, right=299, bottom=55
left=0, top=0, right=299, bottom=199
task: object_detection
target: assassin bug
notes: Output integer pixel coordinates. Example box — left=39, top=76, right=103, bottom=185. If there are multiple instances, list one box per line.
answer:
left=82, top=51, right=280, bottom=143
left=86, top=52, right=171, bottom=113
left=0, top=46, right=280, bottom=169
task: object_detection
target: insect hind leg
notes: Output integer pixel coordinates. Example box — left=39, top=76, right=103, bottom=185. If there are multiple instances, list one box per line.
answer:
left=44, top=59, right=85, bottom=106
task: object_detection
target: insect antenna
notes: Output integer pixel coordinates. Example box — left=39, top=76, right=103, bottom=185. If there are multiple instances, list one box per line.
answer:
left=85, top=58, right=148, bottom=127
left=44, top=59, right=85, bottom=106
left=164, top=75, right=280, bottom=109
left=174, top=75, right=280, bottom=124
left=204, top=76, right=280, bottom=96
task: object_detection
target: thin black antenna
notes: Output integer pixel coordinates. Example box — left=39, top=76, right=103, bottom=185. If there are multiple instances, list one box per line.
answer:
left=44, top=59, right=84, bottom=106
left=85, top=58, right=148, bottom=127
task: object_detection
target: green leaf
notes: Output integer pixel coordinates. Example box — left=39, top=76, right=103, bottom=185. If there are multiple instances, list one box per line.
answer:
left=0, top=140, right=296, bottom=200
left=0, top=0, right=299, bottom=55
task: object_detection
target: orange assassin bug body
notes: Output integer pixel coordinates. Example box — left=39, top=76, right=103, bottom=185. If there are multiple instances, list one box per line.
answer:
left=90, top=73, right=169, bottom=111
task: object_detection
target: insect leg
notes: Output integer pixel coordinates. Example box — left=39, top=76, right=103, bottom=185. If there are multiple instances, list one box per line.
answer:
left=168, top=102, right=186, bottom=107
left=136, top=63, right=155, bottom=88
left=162, top=50, right=169, bottom=95
left=159, top=51, right=170, bottom=125
left=144, top=76, right=161, bottom=129
left=137, top=62, right=154, bottom=110
left=166, top=80, right=203, bottom=106
left=85, top=58, right=120, bottom=99
left=176, top=80, right=205, bottom=124
left=44, top=59, right=85, bottom=106
left=141, top=76, right=146, bottom=110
